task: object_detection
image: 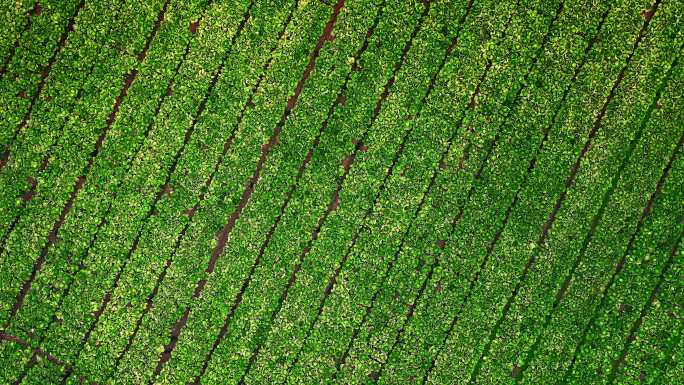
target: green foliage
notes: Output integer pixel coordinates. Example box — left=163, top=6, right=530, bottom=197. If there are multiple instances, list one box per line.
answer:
left=0, top=0, right=681, bottom=384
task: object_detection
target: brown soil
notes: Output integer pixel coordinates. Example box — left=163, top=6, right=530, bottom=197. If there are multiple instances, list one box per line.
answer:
left=189, top=20, right=200, bottom=34
left=30, top=3, right=42, bottom=16
left=154, top=2, right=347, bottom=381
left=511, top=365, right=521, bottom=378
left=19, top=176, right=37, bottom=202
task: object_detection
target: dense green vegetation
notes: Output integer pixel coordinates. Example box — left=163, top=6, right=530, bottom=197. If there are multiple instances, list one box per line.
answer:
left=0, top=0, right=681, bottom=384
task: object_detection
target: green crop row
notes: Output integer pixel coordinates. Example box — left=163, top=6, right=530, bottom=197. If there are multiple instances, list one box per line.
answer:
left=331, top=0, right=569, bottom=383
left=0, top=0, right=82, bottom=153
left=274, top=0, right=522, bottom=383
left=0, top=0, right=172, bottom=330
left=0, top=0, right=178, bottom=382
left=0, top=339, right=64, bottom=385
left=420, top=0, right=680, bottom=383
left=0, top=0, right=210, bottom=382
left=553, top=73, right=683, bottom=384
left=331, top=0, right=553, bottom=382
left=516, top=4, right=683, bottom=384
left=375, top=0, right=657, bottom=383
left=0, top=339, right=35, bottom=384
left=232, top=1, right=442, bottom=383
left=515, top=55, right=683, bottom=385
left=68, top=0, right=315, bottom=382
left=90, top=1, right=353, bottom=384
left=467, top=2, right=683, bottom=384
left=615, top=253, right=683, bottom=385
left=148, top=1, right=396, bottom=384
left=230, top=0, right=454, bottom=382
left=12, top=0, right=254, bottom=380
left=0, top=0, right=681, bottom=384
left=0, top=0, right=171, bottom=327
left=0, top=0, right=120, bottom=240
left=0, top=0, right=170, bottom=240
left=6, top=0, right=212, bottom=356
left=0, top=0, right=37, bottom=79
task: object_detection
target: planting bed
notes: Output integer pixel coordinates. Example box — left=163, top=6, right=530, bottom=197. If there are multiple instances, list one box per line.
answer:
left=0, top=0, right=681, bottom=384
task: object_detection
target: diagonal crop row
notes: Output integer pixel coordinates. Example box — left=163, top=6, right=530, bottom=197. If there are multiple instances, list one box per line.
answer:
left=344, top=0, right=616, bottom=381
left=81, top=1, right=360, bottom=382
left=244, top=2, right=445, bottom=383
left=3, top=0, right=218, bottom=360
left=0, top=60, right=94, bottom=255
left=193, top=1, right=442, bottom=384
left=5, top=60, right=120, bottom=385
left=273, top=1, right=520, bottom=383
left=0, top=1, right=39, bottom=78
left=382, top=3, right=531, bottom=384
left=3, top=0, right=171, bottom=330
left=464, top=0, right=665, bottom=382
left=242, top=2, right=452, bottom=383
left=56, top=0, right=250, bottom=377
left=0, top=0, right=114, bottom=238
left=605, top=230, right=683, bottom=384
left=163, top=1, right=492, bottom=382
left=0, top=0, right=164, bottom=319
left=513, top=37, right=684, bottom=385
left=96, top=2, right=348, bottom=384
left=557, top=72, right=684, bottom=385
left=513, top=9, right=684, bottom=384
left=42, top=1, right=258, bottom=382
left=329, top=0, right=558, bottom=381
left=139, top=2, right=346, bottom=384
left=5, top=1, right=279, bottom=381
left=2, top=1, right=184, bottom=378
left=413, top=0, right=663, bottom=382
left=0, top=1, right=681, bottom=384
left=0, top=0, right=131, bottom=257
left=72, top=1, right=309, bottom=382
left=613, top=246, right=684, bottom=385
left=0, top=1, right=175, bottom=246
left=2, top=2, right=236, bottom=378
left=154, top=1, right=394, bottom=384
left=375, top=0, right=650, bottom=382
left=333, top=0, right=569, bottom=383
left=0, top=0, right=85, bottom=161
left=243, top=1, right=494, bottom=382
left=608, top=160, right=684, bottom=382
left=57, top=0, right=259, bottom=381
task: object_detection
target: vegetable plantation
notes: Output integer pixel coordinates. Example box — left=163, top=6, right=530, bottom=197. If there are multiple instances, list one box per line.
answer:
left=0, top=0, right=682, bottom=384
